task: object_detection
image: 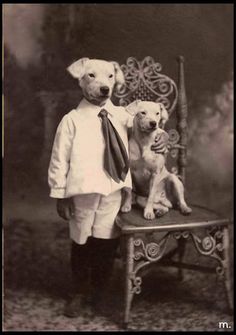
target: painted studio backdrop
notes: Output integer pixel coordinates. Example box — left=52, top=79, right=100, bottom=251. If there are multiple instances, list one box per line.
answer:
left=3, top=4, right=233, bottom=331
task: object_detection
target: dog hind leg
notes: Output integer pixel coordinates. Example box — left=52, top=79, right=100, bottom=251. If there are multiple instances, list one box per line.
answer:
left=167, top=174, right=192, bottom=215
left=154, top=203, right=169, bottom=217
left=159, top=197, right=173, bottom=208
left=137, top=196, right=169, bottom=217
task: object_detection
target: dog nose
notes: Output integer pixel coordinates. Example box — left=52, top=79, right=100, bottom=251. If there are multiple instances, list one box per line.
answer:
left=150, top=121, right=157, bottom=128
left=100, top=86, right=110, bottom=95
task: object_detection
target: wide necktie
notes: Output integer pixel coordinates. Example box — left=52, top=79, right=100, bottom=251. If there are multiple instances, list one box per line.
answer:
left=98, top=108, right=129, bottom=183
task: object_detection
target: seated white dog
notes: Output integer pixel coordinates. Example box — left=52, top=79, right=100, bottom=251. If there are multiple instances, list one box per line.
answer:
left=121, top=100, right=192, bottom=220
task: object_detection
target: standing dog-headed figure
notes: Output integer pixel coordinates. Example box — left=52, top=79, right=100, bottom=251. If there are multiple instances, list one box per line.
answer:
left=48, top=59, right=168, bottom=317
left=121, top=100, right=192, bottom=220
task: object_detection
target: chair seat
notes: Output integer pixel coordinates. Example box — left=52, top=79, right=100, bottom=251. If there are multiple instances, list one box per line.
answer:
left=116, top=204, right=231, bottom=234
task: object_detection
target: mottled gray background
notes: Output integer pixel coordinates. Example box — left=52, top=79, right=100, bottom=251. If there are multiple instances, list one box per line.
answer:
left=3, top=3, right=233, bottom=216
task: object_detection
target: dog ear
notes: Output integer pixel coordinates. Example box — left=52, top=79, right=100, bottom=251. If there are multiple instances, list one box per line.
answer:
left=67, top=58, right=90, bottom=80
left=159, top=103, right=169, bottom=128
left=126, top=100, right=142, bottom=115
left=110, top=61, right=125, bottom=91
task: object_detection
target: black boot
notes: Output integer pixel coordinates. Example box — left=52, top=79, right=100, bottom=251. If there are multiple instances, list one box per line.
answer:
left=64, top=239, right=92, bottom=317
left=90, top=237, right=120, bottom=313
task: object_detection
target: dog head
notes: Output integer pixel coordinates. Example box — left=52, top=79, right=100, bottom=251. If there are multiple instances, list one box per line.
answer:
left=126, top=100, right=169, bottom=132
left=67, top=58, right=125, bottom=105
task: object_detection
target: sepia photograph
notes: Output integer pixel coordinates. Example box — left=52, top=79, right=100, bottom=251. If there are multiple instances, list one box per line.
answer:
left=3, top=3, right=234, bottom=331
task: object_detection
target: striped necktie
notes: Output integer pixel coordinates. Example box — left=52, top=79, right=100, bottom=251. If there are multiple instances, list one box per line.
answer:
left=98, top=108, right=129, bottom=183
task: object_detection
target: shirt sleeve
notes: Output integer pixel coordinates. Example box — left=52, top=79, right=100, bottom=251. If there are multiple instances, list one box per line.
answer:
left=118, top=106, right=134, bottom=128
left=126, top=112, right=134, bottom=128
left=48, top=113, right=75, bottom=198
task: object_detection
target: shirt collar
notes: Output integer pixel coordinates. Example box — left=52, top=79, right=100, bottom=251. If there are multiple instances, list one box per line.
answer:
left=77, top=98, right=115, bottom=116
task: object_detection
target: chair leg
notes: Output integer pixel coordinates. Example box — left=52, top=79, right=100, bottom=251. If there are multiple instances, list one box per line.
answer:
left=222, top=226, right=233, bottom=312
left=177, top=237, right=187, bottom=281
left=123, top=234, right=135, bottom=328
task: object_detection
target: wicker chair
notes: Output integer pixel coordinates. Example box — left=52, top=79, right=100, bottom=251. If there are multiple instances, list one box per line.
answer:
left=114, top=56, right=233, bottom=327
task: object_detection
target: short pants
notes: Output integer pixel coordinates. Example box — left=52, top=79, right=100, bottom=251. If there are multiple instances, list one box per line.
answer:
left=69, top=190, right=122, bottom=244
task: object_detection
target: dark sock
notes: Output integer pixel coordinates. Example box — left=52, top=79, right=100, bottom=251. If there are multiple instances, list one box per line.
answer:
left=70, top=238, right=93, bottom=296
left=90, top=237, right=119, bottom=300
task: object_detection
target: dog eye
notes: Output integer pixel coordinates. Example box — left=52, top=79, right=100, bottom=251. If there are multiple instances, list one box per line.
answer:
left=88, top=73, right=95, bottom=78
left=109, top=74, right=113, bottom=78
left=156, top=112, right=160, bottom=115
left=141, top=111, right=146, bottom=115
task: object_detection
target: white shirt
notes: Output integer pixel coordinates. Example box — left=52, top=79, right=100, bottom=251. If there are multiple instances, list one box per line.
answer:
left=48, top=98, right=133, bottom=198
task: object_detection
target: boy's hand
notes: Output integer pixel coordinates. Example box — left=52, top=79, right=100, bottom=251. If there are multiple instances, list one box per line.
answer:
left=57, top=198, right=74, bottom=220
left=151, top=131, right=169, bottom=154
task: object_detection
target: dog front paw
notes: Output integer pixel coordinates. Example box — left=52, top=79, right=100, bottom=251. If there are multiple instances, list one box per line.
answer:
left=179, top=204, right=192, bottom=215
left=144, top=207, right=155, bottom=220
left=121, top=203, right=132, bottom=213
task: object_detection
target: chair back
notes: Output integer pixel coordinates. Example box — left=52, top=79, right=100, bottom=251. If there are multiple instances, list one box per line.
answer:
left=114, top=56, right=188, bottom=183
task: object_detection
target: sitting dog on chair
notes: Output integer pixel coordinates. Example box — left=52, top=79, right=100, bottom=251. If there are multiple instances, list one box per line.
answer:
left=121, top=100, right=192, bottom=220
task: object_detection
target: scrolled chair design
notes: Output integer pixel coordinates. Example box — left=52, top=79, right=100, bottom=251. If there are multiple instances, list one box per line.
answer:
left=115, top=56, right=185, bottom=181
left=115, top=56, right=232, bottom=328
left=115, top=56, right=178, bottom=115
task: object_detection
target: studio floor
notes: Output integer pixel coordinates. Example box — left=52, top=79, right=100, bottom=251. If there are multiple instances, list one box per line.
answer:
left=3, top=178, right=234, bottom=331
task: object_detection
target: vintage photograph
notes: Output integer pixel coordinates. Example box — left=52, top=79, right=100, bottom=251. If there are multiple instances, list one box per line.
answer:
left=3, top=3, right=234, bottom=331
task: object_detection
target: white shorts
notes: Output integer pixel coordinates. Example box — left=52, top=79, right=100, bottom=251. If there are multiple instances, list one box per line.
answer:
left=69, top=190, right=122, bottom=245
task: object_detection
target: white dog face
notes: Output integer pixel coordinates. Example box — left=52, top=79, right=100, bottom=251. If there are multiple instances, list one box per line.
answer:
left=67, top=58, right=125, bottom=105
left=126, top=100, right=169, bottom=132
